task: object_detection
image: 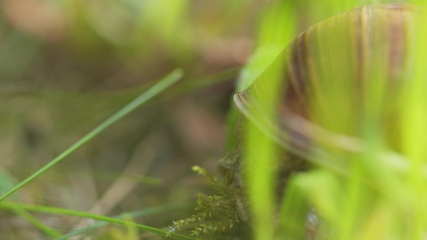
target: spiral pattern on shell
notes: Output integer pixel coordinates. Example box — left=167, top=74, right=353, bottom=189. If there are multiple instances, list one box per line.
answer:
left=219, top=3, right=419, bottom=224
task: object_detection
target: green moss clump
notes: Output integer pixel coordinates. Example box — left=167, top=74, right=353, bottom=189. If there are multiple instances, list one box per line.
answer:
left=168, top=166, right=240, bottom=239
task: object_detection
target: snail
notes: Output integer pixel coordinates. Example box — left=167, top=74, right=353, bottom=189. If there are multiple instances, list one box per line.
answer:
left=217, top=3, right=419, bottom=227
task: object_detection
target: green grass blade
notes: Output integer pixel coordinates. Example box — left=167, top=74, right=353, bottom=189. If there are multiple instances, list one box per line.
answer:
left=54, top=203, right=192, bottom=240
left=0, top=69, right=183, bottom=202
left=0, top=202, right=198, bottom=240
left=10, top=207, right=62, bottom=238
left=242, top=2, right=295, bottom=240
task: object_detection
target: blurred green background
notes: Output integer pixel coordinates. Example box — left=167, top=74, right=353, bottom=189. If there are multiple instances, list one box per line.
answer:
left=0, top=0, right=416, bottom=239
left=0, top=1, right=266, bottom=239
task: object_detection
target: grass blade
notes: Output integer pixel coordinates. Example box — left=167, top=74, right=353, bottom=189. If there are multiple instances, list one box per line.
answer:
left=55, top=203, right=192, bottom=240
left=0, top=69, right=184, bottom=202
left=0, top=202, right=198, bottom=240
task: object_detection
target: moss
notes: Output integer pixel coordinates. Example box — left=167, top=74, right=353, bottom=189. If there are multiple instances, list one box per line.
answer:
left=168, top=166, right=241, bottom=239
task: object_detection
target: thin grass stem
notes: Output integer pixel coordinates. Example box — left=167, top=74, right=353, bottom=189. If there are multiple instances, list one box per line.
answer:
left=0, top=69, right=183, bottom=202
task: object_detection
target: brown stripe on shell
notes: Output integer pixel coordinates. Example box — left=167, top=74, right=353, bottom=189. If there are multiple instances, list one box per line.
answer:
left=387, top=5, right=408, bottom=82
left=284, top=31, right=309, bottom=118
left=355, top=5, right=365, bottom=97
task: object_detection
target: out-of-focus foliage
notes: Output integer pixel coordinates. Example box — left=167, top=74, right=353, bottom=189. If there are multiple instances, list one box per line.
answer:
left=0, top=0, right=263, bottom=239
left=0, top=0, right=421, bottom=239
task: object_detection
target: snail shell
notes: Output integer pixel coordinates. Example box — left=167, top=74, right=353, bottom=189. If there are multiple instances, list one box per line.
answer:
left=218, top=3, right=418, bottom=223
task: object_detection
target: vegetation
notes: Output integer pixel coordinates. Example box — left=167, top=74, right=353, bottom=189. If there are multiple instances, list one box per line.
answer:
left=0, top=0, right=426, bottom=240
